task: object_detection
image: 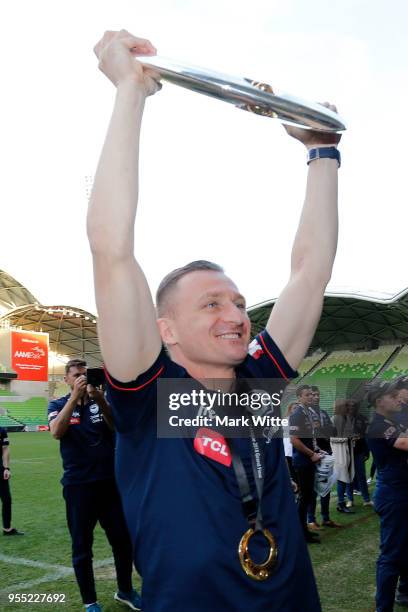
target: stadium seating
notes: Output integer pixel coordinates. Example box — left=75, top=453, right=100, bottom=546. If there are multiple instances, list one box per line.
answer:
left=0, top=414, right=21, bottom=427
left=308, top=346, right=397, bottom=381
left=298, top=352, right=328, bottom=376
left=381, top=345, right=408, bottom=379
left=300, top=346, right=399, bottom=414
left=1, top=397, right=48, bottom=426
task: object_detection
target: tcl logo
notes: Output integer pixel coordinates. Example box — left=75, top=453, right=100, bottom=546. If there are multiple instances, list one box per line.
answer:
left=194, top=428, right=231, bottom=467
left=202, top=437, right=228, bottom=454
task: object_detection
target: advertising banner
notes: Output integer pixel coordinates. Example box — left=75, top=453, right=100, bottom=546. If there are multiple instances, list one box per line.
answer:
left=11, top=330, right=49, bottom=381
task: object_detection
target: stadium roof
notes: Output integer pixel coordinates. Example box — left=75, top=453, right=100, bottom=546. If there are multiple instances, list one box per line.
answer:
left=0, top=304, right=101, bottom=366
left=248, top=287, right=408, bottom=350
left=0, top=270, right=38, bottom=315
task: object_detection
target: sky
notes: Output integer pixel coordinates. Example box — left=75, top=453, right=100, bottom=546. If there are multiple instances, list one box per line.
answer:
left=1, top=0, right=407, bottom=315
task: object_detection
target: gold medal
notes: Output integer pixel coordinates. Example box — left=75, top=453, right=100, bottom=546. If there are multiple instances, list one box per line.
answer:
left=238, top=527, right=278, bottom=581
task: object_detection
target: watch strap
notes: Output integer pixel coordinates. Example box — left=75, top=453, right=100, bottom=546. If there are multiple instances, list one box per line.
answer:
left=307, top=146, right=341, bottom=168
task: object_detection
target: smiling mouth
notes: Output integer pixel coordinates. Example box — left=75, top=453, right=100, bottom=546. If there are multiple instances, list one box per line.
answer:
left=218, top=333, right=242, bottom=340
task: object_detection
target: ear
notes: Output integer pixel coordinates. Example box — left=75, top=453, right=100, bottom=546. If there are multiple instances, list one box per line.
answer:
left=157, top=317, right=178, bottom=346
left=63, top=374, right=68, bottom=384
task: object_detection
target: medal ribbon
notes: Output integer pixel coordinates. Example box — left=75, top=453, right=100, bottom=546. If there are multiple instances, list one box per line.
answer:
left=229, top=427, right=264, bottom=531
left=228, top=427, right=278, bottom=580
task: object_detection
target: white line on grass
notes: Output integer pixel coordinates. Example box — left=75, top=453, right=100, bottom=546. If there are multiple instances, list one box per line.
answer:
left=0, top=554, right=114, bottom=594
left=12, top=459, right=46, bottom=465
left=12, top=457, right=48, bottom=463
left=0, top=569, right=72, bottom=594
left=0, top=553, right=66, bottom=571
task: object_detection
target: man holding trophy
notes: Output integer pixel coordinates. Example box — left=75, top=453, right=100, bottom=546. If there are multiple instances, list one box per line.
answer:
left=88, top=29, right=341, bottom=612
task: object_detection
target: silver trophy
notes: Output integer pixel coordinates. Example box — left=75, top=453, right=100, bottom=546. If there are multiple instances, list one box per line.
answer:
left=139, top=56, right=346, bottom=132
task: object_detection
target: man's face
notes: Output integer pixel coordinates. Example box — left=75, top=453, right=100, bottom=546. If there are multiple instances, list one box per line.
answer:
left=299, top=388, right=313, bottom=408
left=311, top=390, right=320, bottom=406
left=159, top=271, right=251, bottom=368
left=64, top=366, right=87, bottom=391
left=378, top=392, right=400, bottom=413
left=397, top=388, right=408, bottom=405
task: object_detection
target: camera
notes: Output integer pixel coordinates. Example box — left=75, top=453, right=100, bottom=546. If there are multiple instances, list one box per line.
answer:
left=86, top=368, right=106, bottom=388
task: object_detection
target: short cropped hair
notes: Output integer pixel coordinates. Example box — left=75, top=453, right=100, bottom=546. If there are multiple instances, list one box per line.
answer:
left=156, top=260, right=224, bottom=316
left=65, top=358, right=87, bottom=375
left=311, top=385, right=319, bottom=392
left=392, top=375, right=408, bottom=391
left=296, top=384, right=311, bottom=398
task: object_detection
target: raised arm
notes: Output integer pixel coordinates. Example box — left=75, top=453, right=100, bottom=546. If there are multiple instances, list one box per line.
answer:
left=267, top=109, right=341, bottom=370
left=87, top=30, right=162, bottom=382
left=49, top=376, right=86, bottom=439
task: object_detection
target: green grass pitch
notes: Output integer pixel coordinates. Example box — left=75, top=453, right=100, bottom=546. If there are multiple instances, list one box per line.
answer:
left=2, top=433, right=379, bottom=611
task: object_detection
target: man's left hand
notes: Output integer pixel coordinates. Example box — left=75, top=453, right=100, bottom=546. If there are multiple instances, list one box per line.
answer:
left=87, top=385, right=104, bottom=403
left=3, top=468, right=10, bottom=480
left=284, top=102, right=342, bottom=149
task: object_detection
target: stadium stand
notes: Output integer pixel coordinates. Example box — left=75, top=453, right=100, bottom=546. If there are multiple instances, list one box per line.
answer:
left=0, top=397, right=48, bottom=426
left=309, top=346, right=397, bottom=380
left=301, top=346, right=400, bottom=414
left=0, top=414, right=21, bottom=427
left=297, top=352, right=329, bottom=377
left=381, top=344, right=408, bottom=379
left=249, top=289, right=408, bottom=416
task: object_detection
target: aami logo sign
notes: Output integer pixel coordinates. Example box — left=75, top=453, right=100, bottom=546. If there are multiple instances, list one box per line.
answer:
left=194, top=428, right=232, bottom=467
left=11, top=330, right=49, bottom=381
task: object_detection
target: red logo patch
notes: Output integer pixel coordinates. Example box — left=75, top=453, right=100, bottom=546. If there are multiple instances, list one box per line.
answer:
left=69, top=417, right=80, bottom=425
left=194, top=428, right=232, bottom=467
left=248, top=338, right=264, bottom=360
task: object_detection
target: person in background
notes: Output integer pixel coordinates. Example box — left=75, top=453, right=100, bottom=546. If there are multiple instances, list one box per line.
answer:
left=284, top=402, right=299, bottom=487
left=392, top=375, right=408, bottom=430
left=290, top=385, right=323, bottom=543
left=306, top=386, right=341, bottom=530
left=0, top=427, right=24, bottom=536
left=331, top=399, right=355, bottom=513
left=48, top=359, right=140, bottom=612
left=366, top=380, right=408, bottom=611
left=348, top=399, right=373, bottom=507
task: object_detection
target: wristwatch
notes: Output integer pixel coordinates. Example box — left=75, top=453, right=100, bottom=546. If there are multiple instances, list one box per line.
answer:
left=307, top=146, right=341, bottom=168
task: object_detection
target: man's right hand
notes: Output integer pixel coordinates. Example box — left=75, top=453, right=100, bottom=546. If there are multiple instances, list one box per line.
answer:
left=310, top=452, right=323, bottom=463
left=71, top=375, right=87, bottom=403
left=93, top=29, right=161, bottom=95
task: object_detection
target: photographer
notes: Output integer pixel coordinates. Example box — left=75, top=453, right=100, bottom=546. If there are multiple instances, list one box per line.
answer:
left=48, top=358, right=140, bottom=612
